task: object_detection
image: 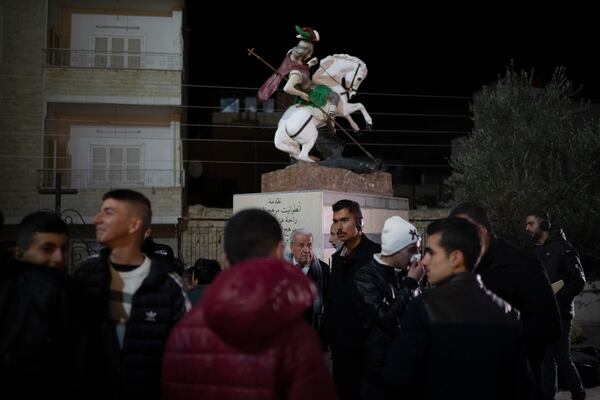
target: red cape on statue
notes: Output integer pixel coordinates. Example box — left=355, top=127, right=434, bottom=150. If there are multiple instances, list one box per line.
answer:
left=257, top=54, right=308, bottom=102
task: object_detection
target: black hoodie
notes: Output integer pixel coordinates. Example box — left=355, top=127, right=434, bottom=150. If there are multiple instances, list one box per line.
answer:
left=525, top=228, right=586, bottom=320
left=478, top=237, right=561, bottom=350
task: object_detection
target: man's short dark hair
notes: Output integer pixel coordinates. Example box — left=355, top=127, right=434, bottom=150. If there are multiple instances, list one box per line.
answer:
left=102, top=189, right=152, bottom=230
left=449, top=202, right=493, bottom=233
left=16, top=211, right=69, bottom=250
left=427, top=217, right=482, bottom=271
left=525, top=209, right=550, bottom=231
left=192, top=258, right=221, bottom=285
left=224, top=208, right=283, bottom=265
left=332, top=199, right=362, bottom=219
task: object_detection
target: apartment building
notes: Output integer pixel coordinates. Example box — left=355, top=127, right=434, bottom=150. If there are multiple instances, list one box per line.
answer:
left=0, top=0, right=185, bottom=255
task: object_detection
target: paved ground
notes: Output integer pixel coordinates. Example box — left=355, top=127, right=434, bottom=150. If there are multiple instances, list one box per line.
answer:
left=556, top=331, right=600, bottom=399
left=556, top=387, right=599, bottom=399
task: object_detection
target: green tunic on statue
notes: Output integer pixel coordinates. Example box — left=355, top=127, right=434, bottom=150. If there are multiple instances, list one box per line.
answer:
left=296, top=85, right=330, bottom=107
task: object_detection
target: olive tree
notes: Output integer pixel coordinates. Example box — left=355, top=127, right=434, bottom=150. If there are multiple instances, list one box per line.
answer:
left=448, top=66, right=600, bottom=277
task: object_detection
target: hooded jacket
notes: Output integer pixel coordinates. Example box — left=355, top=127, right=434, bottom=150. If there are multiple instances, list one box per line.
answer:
left=525, top=228, right=586, bottom=320
left=477, top=237, right=560, bottom=352
left=161, top=257, right=336, bottom=400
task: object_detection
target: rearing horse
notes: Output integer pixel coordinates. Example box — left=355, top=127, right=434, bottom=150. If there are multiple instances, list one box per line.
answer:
left=274, top=54, right=372, bottom=162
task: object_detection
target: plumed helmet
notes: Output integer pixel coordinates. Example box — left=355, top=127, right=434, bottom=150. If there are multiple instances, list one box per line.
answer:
left=295, top=25, right=320, bottom=42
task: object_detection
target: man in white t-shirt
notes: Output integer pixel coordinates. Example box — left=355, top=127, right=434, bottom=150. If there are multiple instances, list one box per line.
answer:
left=69, top=189, right=189, bottom=400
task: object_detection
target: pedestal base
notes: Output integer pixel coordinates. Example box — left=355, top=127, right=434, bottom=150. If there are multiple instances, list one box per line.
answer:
left=261, top=162, right=393, bottom=197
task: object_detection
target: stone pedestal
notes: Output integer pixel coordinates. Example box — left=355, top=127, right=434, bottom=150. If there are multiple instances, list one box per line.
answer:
left=261, top=162, right=393, bottom=197
left=233, top=191, right=408, bottom=262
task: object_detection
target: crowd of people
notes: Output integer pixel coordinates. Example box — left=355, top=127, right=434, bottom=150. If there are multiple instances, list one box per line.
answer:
left=0, top=187, right=588, bottom=400
left=0, top=24, right=591, bottom=400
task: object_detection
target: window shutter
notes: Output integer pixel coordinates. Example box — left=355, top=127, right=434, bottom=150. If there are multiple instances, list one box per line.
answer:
left=126, top=147, right=141, bottom=183
left=91, top=146, right=107, bottom=183
left=127, top=38, right=141, bottom=69
left=94, top=37, right=108, bottom=67
left=109, top=147, right=123, bottom=183
left=111, top=37, right=124, bottom=68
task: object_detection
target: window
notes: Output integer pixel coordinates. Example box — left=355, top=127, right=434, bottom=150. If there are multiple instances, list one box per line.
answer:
left=245, top=97, right=257, bottom=112
left=220, top=97, right=239, bottom=113
left=262, top=98, right=275, bottom=113
left=93, top=36, right=142, bottom=69
left=90, top=145, right=142, bottom=186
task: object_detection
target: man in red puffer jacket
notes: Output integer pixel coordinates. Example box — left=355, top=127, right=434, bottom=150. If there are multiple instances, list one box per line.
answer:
left=161, top=208, right=336, bottom=400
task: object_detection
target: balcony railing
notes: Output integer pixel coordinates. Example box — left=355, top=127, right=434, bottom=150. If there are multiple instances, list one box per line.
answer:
left=45, top=48, right=182, bottom=71
left=39, top=168, right=184, bottom=189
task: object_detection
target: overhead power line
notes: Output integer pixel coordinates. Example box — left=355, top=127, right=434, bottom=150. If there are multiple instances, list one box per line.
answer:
left=29, top=119, right=470, bottom=134
left=0, top=154, right=451, bottom=168
left=0, top=73, right=475, bottom=100
left=0, top=132, right=454, bottom=147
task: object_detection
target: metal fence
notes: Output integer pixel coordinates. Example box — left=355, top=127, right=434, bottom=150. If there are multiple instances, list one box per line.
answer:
left=177, top=217, right=228, bottom=267
left=45, top=48, right=182, bottom=71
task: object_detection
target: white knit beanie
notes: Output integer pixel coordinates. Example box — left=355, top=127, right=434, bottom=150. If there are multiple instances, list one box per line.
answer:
left=380, top=216, right=421, bottom=256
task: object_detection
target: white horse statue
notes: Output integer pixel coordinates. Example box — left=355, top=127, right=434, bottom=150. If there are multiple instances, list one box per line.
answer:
left=274, top=54, right=373, bottom=162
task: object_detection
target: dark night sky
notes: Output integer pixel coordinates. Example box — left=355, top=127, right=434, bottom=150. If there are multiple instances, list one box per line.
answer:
left=182, top=7, right=600, bottom=101
left=181, top=6, right=600, bottom=206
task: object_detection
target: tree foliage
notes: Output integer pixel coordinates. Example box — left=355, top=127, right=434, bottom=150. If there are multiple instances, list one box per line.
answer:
left=448, top=66, right=600, bottom=277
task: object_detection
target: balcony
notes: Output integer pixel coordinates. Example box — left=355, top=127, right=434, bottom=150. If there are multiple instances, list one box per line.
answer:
left=44, top=48, right=182, bottom=105
left=39, top=168, right=184, bottom=190
left=45, top=48, right=182, bottom=71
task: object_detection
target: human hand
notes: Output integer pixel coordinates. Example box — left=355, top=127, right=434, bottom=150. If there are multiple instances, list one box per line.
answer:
left=407, top=257, right=425, bottom=282
left=307, top=57, right=319, bottom=67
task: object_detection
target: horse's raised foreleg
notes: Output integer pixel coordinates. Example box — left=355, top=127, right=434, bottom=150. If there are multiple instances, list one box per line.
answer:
left=342, top=114, right=361, bottom=132
left=344, top=102, right=373, bottom=130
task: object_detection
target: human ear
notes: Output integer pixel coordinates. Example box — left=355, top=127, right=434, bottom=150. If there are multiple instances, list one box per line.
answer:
left=450, top=250, right=466, bottom=271
left=129, top=217, right=144, bottom=235
left=14, top=247, right=24, bottom=260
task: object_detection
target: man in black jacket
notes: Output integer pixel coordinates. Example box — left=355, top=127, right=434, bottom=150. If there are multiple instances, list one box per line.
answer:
left=69, top=189, right=189, bottom=399
left=326, top=199, right=381, bottom=400
left=0, top=211, right=71, bottom=398
left=525, top=210, right=586, bottom=400
left=354, top=216, right=425, bottom=399
left=383, top=217, right=526, bottom=400
left=450, top=202, right=561, bottom=400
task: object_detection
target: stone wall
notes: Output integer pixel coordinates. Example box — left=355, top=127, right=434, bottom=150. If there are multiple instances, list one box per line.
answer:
left=409, top=208, right=452, bottom=237
left=0, top=0, right=47, bottom=222
left=178, top=205, right=445, bottom=267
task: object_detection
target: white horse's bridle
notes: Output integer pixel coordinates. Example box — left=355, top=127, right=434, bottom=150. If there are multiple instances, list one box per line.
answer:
left=347, top=63, right=362, bottom=92
left=319, top=60, right=363, bottom=98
